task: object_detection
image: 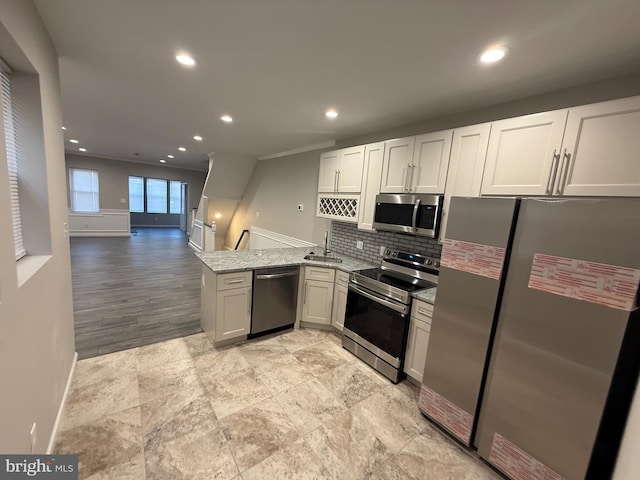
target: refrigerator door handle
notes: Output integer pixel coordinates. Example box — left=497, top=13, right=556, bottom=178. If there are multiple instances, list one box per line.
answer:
left=560, top=150, right=572, bottom=194
left=411, top=198, right=421, bottom=232
left=546, top=149, right=560, bottom=195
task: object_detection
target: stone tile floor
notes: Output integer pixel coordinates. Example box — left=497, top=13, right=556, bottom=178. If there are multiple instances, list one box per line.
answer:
left=55, top=328, right=502, bottom=479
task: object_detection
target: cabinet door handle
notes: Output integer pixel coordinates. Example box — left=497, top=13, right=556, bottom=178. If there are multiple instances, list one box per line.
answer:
left=336, top=169, right=341, bottom=191
left=555, top=150, right=567, bottom=195
left=304, top=281, right=308, bottom=305
left=334, top=170, right=338, bottom=192
left=546, top=149, right=560, bottom=195
left=401, top=167, right=408, bottom=192
left=247, top=288, right=252, bottom=313
left=560, top=151, right=572, bottom=194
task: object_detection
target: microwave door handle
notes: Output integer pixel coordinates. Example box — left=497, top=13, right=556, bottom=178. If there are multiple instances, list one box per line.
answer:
left=411, top=199, right=421, bottom=232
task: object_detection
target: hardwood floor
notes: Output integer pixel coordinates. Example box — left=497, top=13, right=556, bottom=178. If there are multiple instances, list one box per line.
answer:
left=71, top=228, right=203, bottom=359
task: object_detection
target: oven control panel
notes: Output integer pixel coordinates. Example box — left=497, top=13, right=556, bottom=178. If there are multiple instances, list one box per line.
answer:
left=384, top=250, right=440, bottom=269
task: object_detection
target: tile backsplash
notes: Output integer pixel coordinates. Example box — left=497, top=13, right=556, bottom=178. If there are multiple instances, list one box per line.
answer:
left=330, top=221, right=442, bottom=265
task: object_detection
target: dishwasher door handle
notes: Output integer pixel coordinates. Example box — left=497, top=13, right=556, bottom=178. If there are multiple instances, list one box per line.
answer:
left=255, top=271, right=298, bottom=280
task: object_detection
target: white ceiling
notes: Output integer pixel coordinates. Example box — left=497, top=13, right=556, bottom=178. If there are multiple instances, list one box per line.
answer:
left=34, top=0, right=640, bottom=172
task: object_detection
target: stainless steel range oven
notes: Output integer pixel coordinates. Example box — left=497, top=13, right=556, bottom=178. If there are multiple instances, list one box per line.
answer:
left=343, top=250, right=439, bottom=383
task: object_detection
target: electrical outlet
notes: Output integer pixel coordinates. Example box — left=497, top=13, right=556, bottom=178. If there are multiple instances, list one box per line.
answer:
left=356, top=240, right=364, bottom=250
left=255, top=211, right=260, bottom=218
left=30, top=422, right=37, bottom=454
left=297, top=204, right=304, bottom=212
left=380, top=246, right=386, bottom=255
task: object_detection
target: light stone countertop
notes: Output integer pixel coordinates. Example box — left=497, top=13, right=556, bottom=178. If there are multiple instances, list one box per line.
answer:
left=195, top=246, right=377, bottom=274
left=412, top=287, right=437, bottom=305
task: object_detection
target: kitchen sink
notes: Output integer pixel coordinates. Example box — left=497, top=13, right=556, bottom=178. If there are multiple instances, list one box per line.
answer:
left=303, top=254, right=343, bottom=263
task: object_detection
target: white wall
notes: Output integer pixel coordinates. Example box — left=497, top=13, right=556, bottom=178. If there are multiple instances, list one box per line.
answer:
left=0, top=0, right=75, bottom=453
left=201, top=149, right=256, bottom=241
left=224, top=149, right=331, bottom=250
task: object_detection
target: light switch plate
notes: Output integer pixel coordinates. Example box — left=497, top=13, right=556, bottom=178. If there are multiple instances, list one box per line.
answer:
left=356, top=240, right=364, bottom=250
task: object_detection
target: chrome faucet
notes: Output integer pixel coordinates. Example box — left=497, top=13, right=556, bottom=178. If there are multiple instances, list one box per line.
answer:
left=324, top=230, right=331, bottom=256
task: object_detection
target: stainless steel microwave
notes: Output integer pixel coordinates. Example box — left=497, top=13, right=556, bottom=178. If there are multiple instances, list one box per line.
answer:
left=373, top=194, right=443, bottom=238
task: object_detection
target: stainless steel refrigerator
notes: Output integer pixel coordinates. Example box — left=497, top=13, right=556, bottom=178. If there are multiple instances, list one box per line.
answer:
left=419, top=197, right=640, bottom=480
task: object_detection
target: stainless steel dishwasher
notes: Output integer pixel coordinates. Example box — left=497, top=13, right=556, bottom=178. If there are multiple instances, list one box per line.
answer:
left=250, top=267, right=299, bottom=337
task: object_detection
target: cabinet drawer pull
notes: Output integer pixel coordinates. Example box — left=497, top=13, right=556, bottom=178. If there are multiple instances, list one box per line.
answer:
left=555, top=150, right=567, bottom=195
left=226, top=279, right=244, bottom=285
left=546, top=149, right=560, bottom=195
left=417, top=307, right=432, bottom=316
left=560, top=150, right=572, bottom=194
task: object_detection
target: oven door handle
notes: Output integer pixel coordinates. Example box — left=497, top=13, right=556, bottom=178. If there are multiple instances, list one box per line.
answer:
left=411, top=198, right=421, bottom=232
left=348, top=283, right=408, bottom=315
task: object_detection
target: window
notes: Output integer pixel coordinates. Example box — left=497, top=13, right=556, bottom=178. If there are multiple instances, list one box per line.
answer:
left=146, top=178, right=167, bottom=214
left=128, top=176, right=144, bottom=212
left=169, top=180, right=181, bottom=214
left=69, top=168, right=99, bottom=213
left=1, top=59, right=25, bottom=260
left=128, top=176, right=184, bottom=214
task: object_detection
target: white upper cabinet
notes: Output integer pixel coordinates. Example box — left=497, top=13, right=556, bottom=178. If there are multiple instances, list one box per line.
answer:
left=412, top=130, right=453, bottom=193
left=357, top=142, right=384, bottom=231
left=439, top=123, right=491, bottom=243
left=318, top=150, right=341, bottom=192
left=380, top=131, right=451, bottom=194
left=380, top=137, right=415, bottom=193
left=318, top=146, right=365, bottom=193
left=481, top=110, right=568, bottom=196
left=560, top=96, right=640, bottom=197
left=338, top=146, right=366, bottom=192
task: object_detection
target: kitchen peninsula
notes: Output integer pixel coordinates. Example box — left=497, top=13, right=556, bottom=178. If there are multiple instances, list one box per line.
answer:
left=195, top=247, right=376, bottom=347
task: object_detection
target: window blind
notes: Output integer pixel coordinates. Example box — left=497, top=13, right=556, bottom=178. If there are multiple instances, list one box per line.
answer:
left=146, top=178, right=167, bottom=214
left=1, top=59, right=26, bottom=260
left=69, top=168, right=100, bottom=213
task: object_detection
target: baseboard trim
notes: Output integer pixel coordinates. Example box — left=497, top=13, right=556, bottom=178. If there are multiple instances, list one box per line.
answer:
left=47, top=352, right=77, bottom=454
left=69, top=232, right=130, bottom=237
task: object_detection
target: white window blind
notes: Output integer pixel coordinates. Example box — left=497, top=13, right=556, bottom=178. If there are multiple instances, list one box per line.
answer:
left=146, top=178, right=167, bottom=214
left=69, top=168, right=100, bottom=213
left=128, top=176, right=144, bottom=212
left=1, top=59, right=26, bottom=260
left=169, top=180, right=181, bottom=214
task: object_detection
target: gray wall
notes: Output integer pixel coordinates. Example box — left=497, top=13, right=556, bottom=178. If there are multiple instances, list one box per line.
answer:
left=0, top=0, right=75, bottom=453
left=224, top=149, right=331, bottom=249
left=65, top=153, right=207, bottom=227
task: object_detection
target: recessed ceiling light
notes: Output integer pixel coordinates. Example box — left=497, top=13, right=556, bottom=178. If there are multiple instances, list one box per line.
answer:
left=69, top=139, right=79, bottom=144
left=214, top=213, right=222, bottom=219
left=160, top=159, right=166, bottom=163
left=193, top=135, right=203, bottom=141
left=78, top=147, right=87, bottom=152
left=480, top=46, right=508, bottom=64
left=220, top=115, right=233, bottom=123
left=178, top=147, right=186, bottom=152
left=325, top=110, right=338, bottom=119
left=167, top=154, right=174, bottom=159
left=61, top=126, right=66, bottom=130
left=176, top=54, right=196, bottom=67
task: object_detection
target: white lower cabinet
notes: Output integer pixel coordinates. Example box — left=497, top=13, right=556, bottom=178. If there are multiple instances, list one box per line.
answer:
left=404, top=300, right=433, bottom=383
left=201, top=268, right=252, bottom=346
left=215, top=287, right=251, bottom=342
left=331, top=271, right=350, bottom=331
left=301, top=267, right=334, bottom=327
